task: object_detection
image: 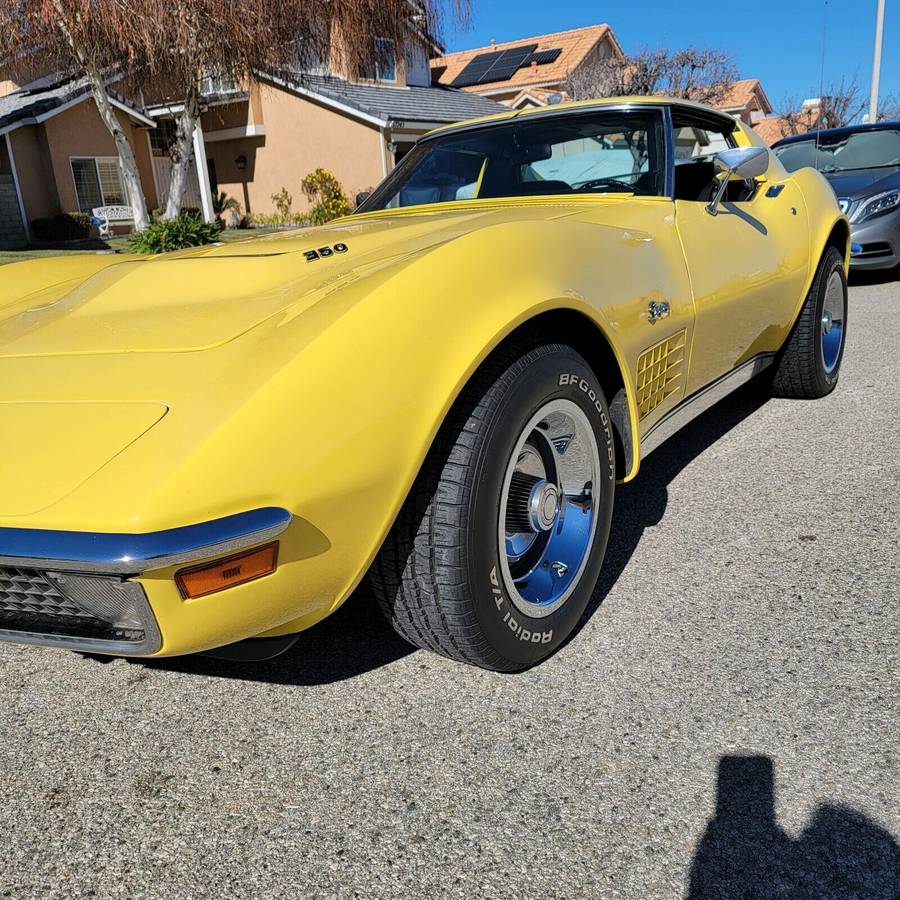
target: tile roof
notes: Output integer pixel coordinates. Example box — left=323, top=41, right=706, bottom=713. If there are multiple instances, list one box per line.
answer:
left=753, top=115, right=812, bottom=146
left=0, top=73, right=151, bottom=132
left=716, top=78, right=772, bottom=115
left=431, top=24, right=619, bottom=95
left=261, top=70, right=506, bottom=125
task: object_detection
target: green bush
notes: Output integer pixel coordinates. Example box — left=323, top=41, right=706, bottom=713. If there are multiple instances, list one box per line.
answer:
left=128, top=212, right=221, bottom=254
left=302, top=168, right=350, bottom=225
left=31, top=212, right=92, bottom=242
left=245, top=211, right=310, bottom=228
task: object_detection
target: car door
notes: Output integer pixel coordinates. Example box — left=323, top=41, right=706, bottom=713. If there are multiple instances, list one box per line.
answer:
left=672, top=111, right=810, bottom=394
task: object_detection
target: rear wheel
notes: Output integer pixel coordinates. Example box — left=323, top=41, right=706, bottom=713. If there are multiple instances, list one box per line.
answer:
left=771, top=246, right=847, bottom=399
left=369, top=342, right=616, bottom=671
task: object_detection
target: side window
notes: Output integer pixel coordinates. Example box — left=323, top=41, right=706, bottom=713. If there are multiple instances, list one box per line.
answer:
left=672, top=117, right=749, bottom=203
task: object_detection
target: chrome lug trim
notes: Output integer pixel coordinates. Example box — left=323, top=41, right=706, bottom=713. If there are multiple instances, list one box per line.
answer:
left=640, top=354, right=776, bottom=459
left=821, top=270, right=846, bottom=374
left=0, top=507, right=293, bottom=575
left=498, top=399, right=601, bottom=619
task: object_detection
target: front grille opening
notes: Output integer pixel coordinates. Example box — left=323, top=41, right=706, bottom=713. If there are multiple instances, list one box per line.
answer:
left=857, top=242, right=893, bottom=258
left=0, top=566, right=159, bottom=652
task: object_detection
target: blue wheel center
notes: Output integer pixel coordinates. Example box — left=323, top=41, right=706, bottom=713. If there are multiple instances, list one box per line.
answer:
left=499, top=400, right=600, bottom=618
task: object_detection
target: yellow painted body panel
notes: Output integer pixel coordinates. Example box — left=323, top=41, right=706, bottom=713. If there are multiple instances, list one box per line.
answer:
left=0, top=104, right=847, bottom=657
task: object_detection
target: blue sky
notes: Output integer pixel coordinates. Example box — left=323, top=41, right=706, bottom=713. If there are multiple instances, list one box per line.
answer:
left=443, top=1, right=897, bottom=113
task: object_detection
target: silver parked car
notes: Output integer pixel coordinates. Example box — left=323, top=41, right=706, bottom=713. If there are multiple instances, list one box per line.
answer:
left=773, top=122, right=900, bottom=274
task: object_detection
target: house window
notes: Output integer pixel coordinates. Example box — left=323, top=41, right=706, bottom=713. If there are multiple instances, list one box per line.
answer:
left=362, top=38, right=397, bottom=82
left=200, top=72, right=239, bottom=96
left=149, top=119, right=178, bottom=154
left=71, top=157, right=126, bottom=211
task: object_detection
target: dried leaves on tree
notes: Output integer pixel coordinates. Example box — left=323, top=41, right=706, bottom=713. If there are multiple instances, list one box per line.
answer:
left=0, top=0, right=468, bottom=226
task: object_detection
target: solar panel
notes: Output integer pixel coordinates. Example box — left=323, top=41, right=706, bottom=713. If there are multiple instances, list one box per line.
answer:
left=452, top=44, right=538, bottom=87
left=528, top=48, right=562, bottom=66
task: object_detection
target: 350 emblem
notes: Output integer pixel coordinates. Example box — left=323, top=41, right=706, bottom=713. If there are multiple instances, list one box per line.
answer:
left=304, top=243, right=348, bottom=262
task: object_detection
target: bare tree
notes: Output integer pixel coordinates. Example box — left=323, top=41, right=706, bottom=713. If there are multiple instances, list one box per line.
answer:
left=664, top=49, right=740, bottom=106
left=0, top=1, right=468, bottom=227
left=565, top=46, right=738, bottom=106
left=876, top=92, right=900, bottom=122
left=774, top=76, right=868, bottom=138
left=818, top=75, right=865, bottom=129
left=775, top=95, right=819, bottom=138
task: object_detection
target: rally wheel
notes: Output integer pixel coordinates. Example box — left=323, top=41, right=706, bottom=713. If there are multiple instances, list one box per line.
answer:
left=370, top=341, right=616, bottom=671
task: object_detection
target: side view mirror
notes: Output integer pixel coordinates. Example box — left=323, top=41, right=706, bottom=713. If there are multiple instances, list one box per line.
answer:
left=706, top=146, right=769, bottom=216
left=355, top=191, right=371, bottom=208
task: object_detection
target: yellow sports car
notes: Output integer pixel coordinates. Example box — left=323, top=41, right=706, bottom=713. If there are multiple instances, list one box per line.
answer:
left=0, top=97, right=848, bottom=671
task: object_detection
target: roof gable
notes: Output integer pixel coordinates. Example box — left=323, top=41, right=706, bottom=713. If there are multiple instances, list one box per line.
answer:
left=0, top=72, right=153, bottom=134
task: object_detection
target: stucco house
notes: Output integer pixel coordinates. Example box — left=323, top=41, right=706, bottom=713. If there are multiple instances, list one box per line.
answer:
left=0, top=34, right=502, bottom=248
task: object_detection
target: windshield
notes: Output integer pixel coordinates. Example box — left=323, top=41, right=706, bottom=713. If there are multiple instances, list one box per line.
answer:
left=357, top=109, right=666, bottom=212
left=774, top=129, right=900, bottom=173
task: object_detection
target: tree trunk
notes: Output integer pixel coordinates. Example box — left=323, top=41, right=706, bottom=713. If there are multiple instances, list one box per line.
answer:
left=83, top=65, right=151, bottom=231
left=163, top=83, right=202, bottom=220
left=48, top=1, right=150, bottom=231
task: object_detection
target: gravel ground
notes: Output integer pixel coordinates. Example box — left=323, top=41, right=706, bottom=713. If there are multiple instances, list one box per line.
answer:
left=1, top=278, right=897, bottom=900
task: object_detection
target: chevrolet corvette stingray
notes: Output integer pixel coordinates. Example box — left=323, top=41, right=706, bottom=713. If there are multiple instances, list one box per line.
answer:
left=0, top=98, right=848, bottom=671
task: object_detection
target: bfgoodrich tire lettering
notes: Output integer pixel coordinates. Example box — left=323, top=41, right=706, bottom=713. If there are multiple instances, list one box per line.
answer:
left=369, top=342, right=616, bottom=671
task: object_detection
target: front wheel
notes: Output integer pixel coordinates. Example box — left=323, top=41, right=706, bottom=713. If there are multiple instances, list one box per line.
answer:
left=369, top=342, right=616, bottom=671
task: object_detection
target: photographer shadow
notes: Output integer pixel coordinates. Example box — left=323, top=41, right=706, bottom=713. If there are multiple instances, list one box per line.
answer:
left=688, top=755, right=899, bottom=899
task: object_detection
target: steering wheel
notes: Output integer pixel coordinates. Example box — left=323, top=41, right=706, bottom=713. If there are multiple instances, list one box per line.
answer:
left=576, top=177, right=635, bottom=193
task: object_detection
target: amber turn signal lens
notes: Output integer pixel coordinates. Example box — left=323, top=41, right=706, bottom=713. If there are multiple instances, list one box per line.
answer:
left=176, top=543, right=279, bottom=599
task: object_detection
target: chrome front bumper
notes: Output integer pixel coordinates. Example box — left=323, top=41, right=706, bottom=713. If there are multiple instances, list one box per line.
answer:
left=0, top=508, right=292, bottom=655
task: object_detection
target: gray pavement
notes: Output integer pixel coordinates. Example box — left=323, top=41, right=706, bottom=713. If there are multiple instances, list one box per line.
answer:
left=1, top=277, right=898, bottom=899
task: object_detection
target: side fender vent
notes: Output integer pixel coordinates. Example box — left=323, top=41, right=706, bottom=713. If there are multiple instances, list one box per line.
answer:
left=636, top=329, right=687, bottom=419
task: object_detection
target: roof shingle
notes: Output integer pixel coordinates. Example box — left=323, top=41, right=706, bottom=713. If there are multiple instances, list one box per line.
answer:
left=262, top=71, right=506, bottom=125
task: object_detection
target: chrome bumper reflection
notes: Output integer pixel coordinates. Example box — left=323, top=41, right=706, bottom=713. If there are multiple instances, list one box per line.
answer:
left=0, top=508, right=292, bottom=575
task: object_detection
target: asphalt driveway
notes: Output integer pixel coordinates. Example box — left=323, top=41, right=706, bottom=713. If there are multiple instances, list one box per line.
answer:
left=0, top=277, right=897, bottom=899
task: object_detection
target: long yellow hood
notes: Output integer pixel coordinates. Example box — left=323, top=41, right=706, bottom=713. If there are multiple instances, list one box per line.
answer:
left=0, top=205, right=579, bottom=357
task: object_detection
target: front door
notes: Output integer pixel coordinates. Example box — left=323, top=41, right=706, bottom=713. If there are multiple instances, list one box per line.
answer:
left=671, top=113, right=809, bottom=393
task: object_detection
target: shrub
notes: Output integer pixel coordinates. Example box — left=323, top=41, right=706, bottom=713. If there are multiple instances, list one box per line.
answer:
left=127, top=212, right=221, bottom=254
left=31, top=212, right=92, bottom=242
left=245, top=211, right=310, bottom=228
left=302, top=168, right=350, bottom=225
left=271, top=188, right=292, bottom=219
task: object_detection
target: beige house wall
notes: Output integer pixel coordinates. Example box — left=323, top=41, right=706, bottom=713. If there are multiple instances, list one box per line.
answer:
left=206, top=84, right=387, bottom=216
left=40, top=100, right=158, bottom=212
left=8, top=125, right=60, bottom=222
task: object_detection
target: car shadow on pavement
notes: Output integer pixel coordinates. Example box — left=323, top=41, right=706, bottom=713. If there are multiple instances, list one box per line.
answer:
left=688, top=754, right=900, bottom=899
left=848, top=267, right=898, bottom=286
left=142, top=589, right=416, bottom=686
left=575, top=378, right=771, bottom=636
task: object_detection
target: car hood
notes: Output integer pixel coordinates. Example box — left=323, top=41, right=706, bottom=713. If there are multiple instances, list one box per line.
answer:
left=824, top=166, right=900, bottom=199
left=0, top=205, right=579, bottom=358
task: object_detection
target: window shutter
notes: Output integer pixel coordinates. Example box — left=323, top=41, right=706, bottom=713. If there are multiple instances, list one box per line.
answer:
left=96, top=159, right=126, bottom=205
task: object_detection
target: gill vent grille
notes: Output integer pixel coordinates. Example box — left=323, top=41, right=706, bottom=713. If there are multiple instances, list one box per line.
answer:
left=636, top=329, right=687, bottom=419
